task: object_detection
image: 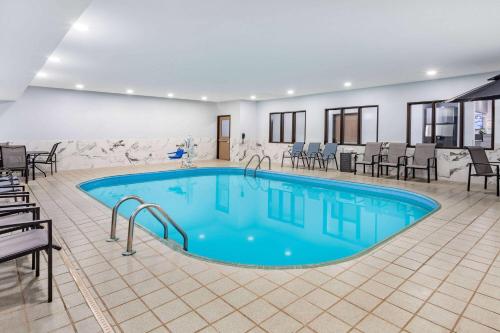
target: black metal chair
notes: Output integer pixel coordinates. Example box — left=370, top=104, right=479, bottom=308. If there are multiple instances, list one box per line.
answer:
left=466, top=146, right=499, bottom=196
left=312, top=143, right=338, bottom=171
left=299, top=142, right=321, bottom=169
left=0, top=218, right=54, bottom=302
left=29, top=142, right=61, bottom=179
left=281, top=142, right=305, bottom=168
left=404, top=143, right=437, bottom=183
left=354, top=142, right=382, bottom=177
left=0, top=146, right=29, bottom=183
left=377, top=143, right=407, bottom=179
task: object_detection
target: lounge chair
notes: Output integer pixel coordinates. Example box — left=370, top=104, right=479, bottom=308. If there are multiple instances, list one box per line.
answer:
left=312, top=143, right=338, bottom=171
left=281, top=142, right=305, bottom=168
left=377, top=143, right=408, bottom=179
left=0, top=218, right=54, bottom=302
left=28, top=142, right=61, bottom=180
left=354, top=142, right=382, bottom=177
left=299, top=143, right=321, bottom=169
left=0, top=146, right=29, bottom=183
left=404, top=143, right=437, bottom=183
left=466, top=146, right=500, bottom=196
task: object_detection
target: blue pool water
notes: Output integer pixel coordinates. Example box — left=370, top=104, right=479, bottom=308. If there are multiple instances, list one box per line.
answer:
left=79, top=168, right=438, bottom=267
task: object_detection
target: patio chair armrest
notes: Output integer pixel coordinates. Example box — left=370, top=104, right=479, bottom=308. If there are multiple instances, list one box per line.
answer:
left=0, top=202, right=36, bottom=209
left=398, top=155, right=408, bottom=165
left=0, top=184, right=25, bottom=191
left=0, top=218, right=51, bottom=230
left=0, top=205, right=39, bottom=218
left=0, top=192, right=30, bottom=200
left=467, top=162, right=498, bottom=167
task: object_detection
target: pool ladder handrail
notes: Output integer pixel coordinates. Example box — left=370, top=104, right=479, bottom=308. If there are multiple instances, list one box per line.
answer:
left=244, top=154, right=271, bottom=177
left=254, top=155, right=271, bottom=177
left=124, top=203, right=188, bottom=255
left=108, top=195, right=188, bottom=256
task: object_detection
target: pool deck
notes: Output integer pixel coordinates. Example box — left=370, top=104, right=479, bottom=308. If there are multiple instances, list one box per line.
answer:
left=1, top=160, right=499, bottom=333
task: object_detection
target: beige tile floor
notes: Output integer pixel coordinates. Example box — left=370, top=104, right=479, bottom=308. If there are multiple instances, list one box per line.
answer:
left=1, top=160, right=499, bottom=333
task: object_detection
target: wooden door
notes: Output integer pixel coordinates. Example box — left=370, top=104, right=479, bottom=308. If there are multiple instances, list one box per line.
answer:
left=343, top=114, right=358, bottom=144
left=217, top=115, right=231, bottom=160
left=334, top=114, right=341, bottom=143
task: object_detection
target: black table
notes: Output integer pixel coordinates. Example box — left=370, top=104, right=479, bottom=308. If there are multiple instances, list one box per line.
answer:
left=27, top=150, right=49, bottom=180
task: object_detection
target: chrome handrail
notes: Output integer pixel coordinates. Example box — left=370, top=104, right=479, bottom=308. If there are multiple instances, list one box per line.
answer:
left=254, top=155, right=271, bottom=177
left=244, top=154, right=261, bottom=176
left=123, top=203, right=188, bottom=256
left=108, top=195, right=164, bottom=242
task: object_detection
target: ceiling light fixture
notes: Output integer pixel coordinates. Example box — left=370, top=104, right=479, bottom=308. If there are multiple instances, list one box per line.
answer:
left=167, top=92, right=174, bottom=98
left=36, top=71, right=47, bottom=78
left=48, top=56, right=61, bottom=63
left=75, top=84, right=84, bottom=89
left=126, top=89, right=134, bottom=94
left=426, top=69, right=438, bottom=76
left=287, top=89, right=295, bottom=95
left=344, top=81, right=352, bottom=87
left=201, top=96, right=208, bottom=101
left=73, top=23, right=89, bottom=32
left=250, top=95, right=256, bottom=100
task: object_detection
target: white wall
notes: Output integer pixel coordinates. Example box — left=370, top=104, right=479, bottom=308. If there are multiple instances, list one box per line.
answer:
left=0, top=86, right=218, bottom=141
left=255, top=72, right=500, bottom=145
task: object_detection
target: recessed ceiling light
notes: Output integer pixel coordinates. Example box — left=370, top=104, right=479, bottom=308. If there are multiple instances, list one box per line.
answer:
left=201, top=96, right=208, bottom=101
left=250, top=95, right=256, bottom=100
left=167, top=92, right=174, bottom=98
left=426, top=69, right=438, bottom=76
left=73, top=23, right=89, bottom=32
left=287, top=89, right=295, bottom=95
left=36, top=71, right=47, bottom=78
left=344, top=81, right=352, bottom=87
left=75, top=84, right=84, bottom=89
left=126, top=89, right=134, bottom=94
left=48, top=56, right=61, bottom=63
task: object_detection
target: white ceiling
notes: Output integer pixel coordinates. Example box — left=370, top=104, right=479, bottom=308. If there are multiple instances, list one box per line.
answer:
left=29, top=0, right=500, bottom=101
left=0, top=0, right=91, bottom=101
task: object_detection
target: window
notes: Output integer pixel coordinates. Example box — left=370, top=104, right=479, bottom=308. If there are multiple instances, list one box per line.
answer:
left=463, top=100, right=494, bottom=149
left=324, top=106, right=379, bottom=145
left=407, top=99, right=496, bottom=149
left=269, top=111, right=306, bottom=143
left=407, top=101, right=461, bottom=148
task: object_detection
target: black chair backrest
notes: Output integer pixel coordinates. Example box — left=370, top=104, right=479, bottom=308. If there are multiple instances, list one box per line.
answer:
left=45, top=142, right=61, bottom=163
left=0, top=145, right=27, bottom=169
left=322, top=143, right=338, bottom=158
left=306, top=143, right=321, bottom=156
left=290, top=142, right=305, bottom=155
left=467, top=146, right=493, bottom=175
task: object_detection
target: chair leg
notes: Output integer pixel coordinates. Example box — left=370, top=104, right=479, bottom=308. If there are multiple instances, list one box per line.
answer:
left=497, top=176, right=499, bottom=197
left=404, top=167, right=408, bottom=181
left=354, top=163, right=357, bottom=175
left=363, top=165, right=366, bottom=173
left=377, top=164, right=380, bottom=178
left=325, top=159, right=329, bottom=172
left=281, top=155, right=284, bottom=167
left=412, top=169, right=415, bottom=178
left=397, top=165, right=400, bottom=180
left=467, top=165, right=472, bottom=192
left=54, top=154, right=57, bottom=173
left=35, top=251, right=40, bottom=277
left=32, top=252, right=35, bottom=270
left=371, top=164, right=375, bottom=177
left=386, top=166, right=389, bottom=175
left=50, top=163, right=53, bottom=175
left=334, top=156, right=338, bottom=170
left=484, top=177, right=488, bottom=190
left=427, top=167, right=431, bottom=183
left=48, top=247, right=53, bottom=303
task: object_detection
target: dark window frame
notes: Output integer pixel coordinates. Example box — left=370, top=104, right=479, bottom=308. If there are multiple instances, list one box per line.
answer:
left=406, top=99, right=495, bottom=150
left=324, top=105, right=379, bottom=145
left=269, top=110, right=306, bottom=143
